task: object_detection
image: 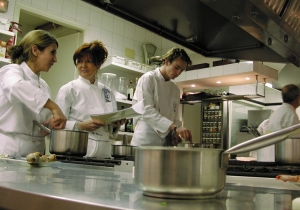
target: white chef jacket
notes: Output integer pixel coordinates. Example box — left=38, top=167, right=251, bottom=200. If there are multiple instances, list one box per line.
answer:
left=55, top=76, right=119, bottom=158
left=0, top=62, right=51, bottom=157
left=131, top=68, right=182, bottom=146
left=257, top=103, right=300, bottom=162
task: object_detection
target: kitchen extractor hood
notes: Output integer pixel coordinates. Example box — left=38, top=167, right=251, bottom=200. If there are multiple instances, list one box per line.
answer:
left=82, top=0, right=300, bottom=67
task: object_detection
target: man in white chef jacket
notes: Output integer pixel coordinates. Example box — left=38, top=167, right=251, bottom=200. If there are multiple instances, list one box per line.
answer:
left=131, top=48, right=193, bottom=146
left=258, top=84, right=300, bottom=161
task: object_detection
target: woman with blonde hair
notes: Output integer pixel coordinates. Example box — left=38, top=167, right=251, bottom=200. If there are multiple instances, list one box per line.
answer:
left=0, top=30, right=67, bottom=158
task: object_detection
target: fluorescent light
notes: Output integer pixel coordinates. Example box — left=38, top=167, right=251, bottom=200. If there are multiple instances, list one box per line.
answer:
left=265, top=82, right=273, bottom=88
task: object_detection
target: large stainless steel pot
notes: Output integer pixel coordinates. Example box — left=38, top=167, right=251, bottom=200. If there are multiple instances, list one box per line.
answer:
left=134, top=123, right=300, bottom=199
left=276, top=138, right=300, bottom=164
left=33, top=120, right=88, bottom=156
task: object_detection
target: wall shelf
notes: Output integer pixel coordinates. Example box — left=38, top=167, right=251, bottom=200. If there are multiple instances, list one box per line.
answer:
left=0, top=29, right=14, bottom=68
left=100, top=56, right=147, bottom=79
left=0, top=57, right=10, bottom=66
left=0, top=29, right=14, bottom=41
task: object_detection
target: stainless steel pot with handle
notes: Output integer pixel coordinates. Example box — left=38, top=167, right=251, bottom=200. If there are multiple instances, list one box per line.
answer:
left=111, top=134, right=135, bottom=157
left=275, top=137, right=300, bottom=164
left=33, top=120, right=88, bottom=156
left=134, top=123, right=300, bottom=199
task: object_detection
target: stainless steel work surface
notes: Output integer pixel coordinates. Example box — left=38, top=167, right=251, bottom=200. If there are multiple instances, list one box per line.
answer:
left=0, top=158, right=300, bottom=210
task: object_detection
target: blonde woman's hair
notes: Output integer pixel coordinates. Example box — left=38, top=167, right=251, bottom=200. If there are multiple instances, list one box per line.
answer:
left=8, top=30, right=58, bottom=64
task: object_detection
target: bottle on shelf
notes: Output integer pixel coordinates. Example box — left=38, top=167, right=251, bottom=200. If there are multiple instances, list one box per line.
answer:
left=125, top=118, right=133, bottom=132
left=119, top=106, right=125, bottom=132
left=127, top=80, right=134, bottom=101
left=133, top=77, right=139, bottom=96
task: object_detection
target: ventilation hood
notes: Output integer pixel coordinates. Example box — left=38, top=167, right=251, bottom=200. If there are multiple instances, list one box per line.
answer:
left=83, top=0, right=300, bottom=67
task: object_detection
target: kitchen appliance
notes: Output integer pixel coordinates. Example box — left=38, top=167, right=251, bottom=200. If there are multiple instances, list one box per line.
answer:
left=200, top=101, right=228, bottom=149
left=142, top=43, right=157, bottom=65
left=134, top=123, right=300, bottom=199
left=55, top=155, right=134, bottom=172
left=227, top=159, right=300, bottom=178
left=33, top=120, right=89, bottom=156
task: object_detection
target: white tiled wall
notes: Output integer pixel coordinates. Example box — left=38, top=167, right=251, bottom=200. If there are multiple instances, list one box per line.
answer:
left=1, top=0, right=196, bottom=64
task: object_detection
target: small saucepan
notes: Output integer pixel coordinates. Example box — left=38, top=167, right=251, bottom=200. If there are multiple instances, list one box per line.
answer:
left=33, top=120, right=89, bottom=156
left=111, top=134, right=135, bottom=158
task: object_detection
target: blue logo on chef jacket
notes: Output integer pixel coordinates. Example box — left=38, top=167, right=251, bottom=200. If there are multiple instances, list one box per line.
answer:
left=102, top=87, right=111, bottom=102
left=173, top=102, right=177, bottom=112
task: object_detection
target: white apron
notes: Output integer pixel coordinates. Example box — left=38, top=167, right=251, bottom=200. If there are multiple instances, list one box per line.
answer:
left=0, top=132, right=45, bottom=158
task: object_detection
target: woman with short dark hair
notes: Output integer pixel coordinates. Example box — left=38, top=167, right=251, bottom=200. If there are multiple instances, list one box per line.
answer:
left=55, top=40, right=124, bottom=158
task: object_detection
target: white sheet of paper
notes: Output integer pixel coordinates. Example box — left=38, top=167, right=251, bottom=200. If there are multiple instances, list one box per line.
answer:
left=90, top=99, right=144, bottom=123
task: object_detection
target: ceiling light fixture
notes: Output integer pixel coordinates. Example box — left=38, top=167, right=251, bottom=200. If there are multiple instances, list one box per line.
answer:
left=265, top=82, right=273, bottom=88
left=216, top=81, right=221, bottom=84
left=185, top=34, right=197, bottom=43
left=245, top=77, right=250, bottom=80
left=0, top=0, right=8, bottom=13
left=191, top=84, right=195, bottom=87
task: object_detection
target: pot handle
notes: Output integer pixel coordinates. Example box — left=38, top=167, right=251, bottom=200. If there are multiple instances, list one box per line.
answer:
left=221, top=123, right=300, bottom=170
left=33, top=120, right=51, bottom=134
left=224, top=123, right=300, bottom=155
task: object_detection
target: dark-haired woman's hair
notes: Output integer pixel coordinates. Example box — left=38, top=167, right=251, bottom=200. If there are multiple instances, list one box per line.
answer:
left=8, top=30, right=58, bottom=64
left=73, top=40, right=108, bottom=66
left=161, top=47, right=192, bottom=69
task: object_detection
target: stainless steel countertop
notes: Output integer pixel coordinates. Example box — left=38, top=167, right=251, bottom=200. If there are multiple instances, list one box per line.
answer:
left=0, top=158, right=300, bottom=210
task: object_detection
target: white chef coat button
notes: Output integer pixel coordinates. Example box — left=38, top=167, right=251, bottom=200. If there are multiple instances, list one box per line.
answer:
left=91, top=106, right=93, bottom=108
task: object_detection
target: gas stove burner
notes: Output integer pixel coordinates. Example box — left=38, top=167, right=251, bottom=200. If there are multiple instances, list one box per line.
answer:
left=56, top=155, right=123, bottom=167
left=228, top=159, right=277, bottom=166
left=227, top=159, right=300, bottom=178
left=112, top=155, right=135, bottom=161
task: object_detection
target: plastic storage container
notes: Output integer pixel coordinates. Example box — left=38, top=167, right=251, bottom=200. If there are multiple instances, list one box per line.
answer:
left=100, top=73, right=116, bottom=90
left=114, top=76, right=129, bottom=96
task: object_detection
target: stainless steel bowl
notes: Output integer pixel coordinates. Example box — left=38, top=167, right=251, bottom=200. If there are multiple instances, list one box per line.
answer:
left=111, top=145, right=135, bottom=156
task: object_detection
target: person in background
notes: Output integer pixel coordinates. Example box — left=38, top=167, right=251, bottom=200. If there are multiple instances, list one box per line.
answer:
left=131, top=47, right=193, bottom=146
left=249, top=119, right=269, bottom=159
left=0, top=30, right=67, bottom=158
left=55, top=40, right=125, bottom=158
left=258, top=84, right=300, bottom=162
